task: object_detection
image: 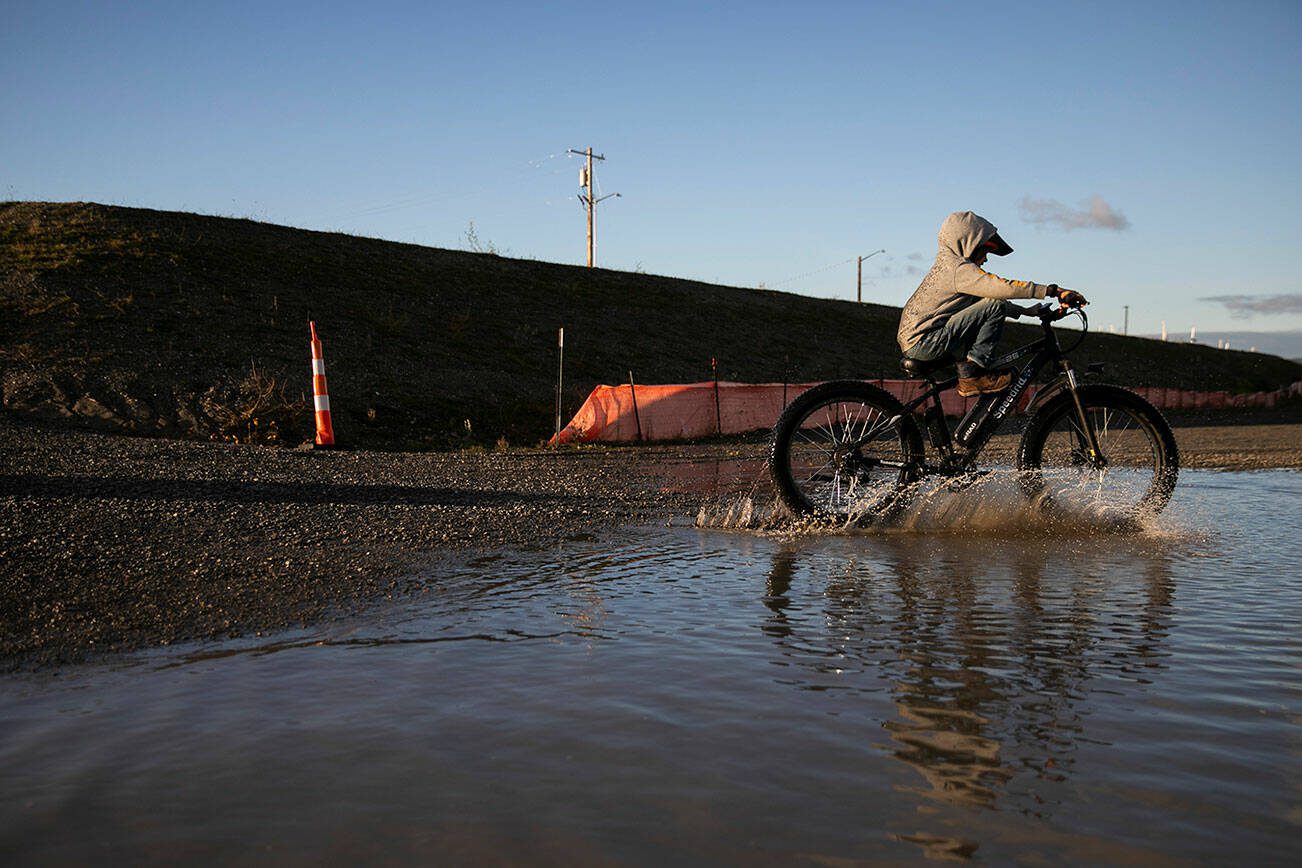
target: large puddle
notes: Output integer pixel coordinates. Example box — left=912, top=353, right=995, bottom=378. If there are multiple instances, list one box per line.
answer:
left=2, top=470, right=1298, bottom=864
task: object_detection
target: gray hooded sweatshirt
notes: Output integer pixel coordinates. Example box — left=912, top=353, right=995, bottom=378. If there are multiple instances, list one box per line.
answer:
left=896, top=211, right=1052, bottom=353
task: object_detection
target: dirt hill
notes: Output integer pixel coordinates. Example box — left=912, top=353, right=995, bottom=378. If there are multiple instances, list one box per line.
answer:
left=2, top=202, right=1299, bottom=450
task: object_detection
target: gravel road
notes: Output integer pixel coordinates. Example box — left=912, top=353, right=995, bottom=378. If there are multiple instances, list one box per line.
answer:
left=3, top=415, right=1299, bottom=666
left=0, top=416, right=703, bottom=667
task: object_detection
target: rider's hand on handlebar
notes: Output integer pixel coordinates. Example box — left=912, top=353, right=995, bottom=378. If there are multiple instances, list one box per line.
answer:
left=1049, top=284, right=1088, bottom=309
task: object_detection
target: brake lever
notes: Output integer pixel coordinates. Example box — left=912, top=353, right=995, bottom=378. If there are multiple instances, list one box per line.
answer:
left=1035, top=301, right=1066, bottom=321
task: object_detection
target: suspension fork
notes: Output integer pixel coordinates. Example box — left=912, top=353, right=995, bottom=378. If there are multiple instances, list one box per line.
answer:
left=1060, top=360, right=1105, bottom=465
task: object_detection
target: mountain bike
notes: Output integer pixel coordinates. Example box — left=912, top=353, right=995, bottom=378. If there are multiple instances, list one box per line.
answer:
left=769, top=301, right=1179, bottom=523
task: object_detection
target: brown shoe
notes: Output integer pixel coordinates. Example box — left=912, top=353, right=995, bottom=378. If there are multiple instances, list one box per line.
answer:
left=957, top=369, right=1012, bottom=397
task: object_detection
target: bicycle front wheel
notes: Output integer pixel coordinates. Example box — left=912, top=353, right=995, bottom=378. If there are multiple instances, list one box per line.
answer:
left=1017, top=384, right=1179, bottom=518
left=769, top=381, right=924, bottom=522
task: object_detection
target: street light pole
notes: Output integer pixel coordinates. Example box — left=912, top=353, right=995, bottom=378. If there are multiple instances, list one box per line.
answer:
left=857, top=249, right=885, bottom=303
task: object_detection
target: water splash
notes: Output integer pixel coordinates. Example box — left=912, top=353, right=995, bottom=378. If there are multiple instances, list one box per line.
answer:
left=695, top=495, right=785, bottom=531
left=697, top=469, right=1178, bottom=538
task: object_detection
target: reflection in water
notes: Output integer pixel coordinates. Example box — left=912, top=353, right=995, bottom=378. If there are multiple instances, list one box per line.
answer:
left=7, top=470, right=1295, bottom=865
left=762, top=534, right=1176, bottom=854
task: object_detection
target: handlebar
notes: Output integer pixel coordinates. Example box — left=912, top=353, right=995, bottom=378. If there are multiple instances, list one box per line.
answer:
left=1030, top=300, right=1087, bottom=324
left=1025, top=300, right=1089, bottom=354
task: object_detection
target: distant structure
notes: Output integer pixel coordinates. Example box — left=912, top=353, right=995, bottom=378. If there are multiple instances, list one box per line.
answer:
left=1161, top=320, right=1167, bottom=341
left=1190, top=326, right=1197, bottom=343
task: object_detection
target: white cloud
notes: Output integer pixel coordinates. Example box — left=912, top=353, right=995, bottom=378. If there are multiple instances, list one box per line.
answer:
left=1019, top=195, right=1131, bottom=231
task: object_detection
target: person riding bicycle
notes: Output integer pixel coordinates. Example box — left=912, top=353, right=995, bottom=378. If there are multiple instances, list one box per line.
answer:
left=898, top=210, right=1087, bottom=396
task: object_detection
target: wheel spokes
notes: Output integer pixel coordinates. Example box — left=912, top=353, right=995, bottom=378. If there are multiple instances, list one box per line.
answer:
left=787, top=399, right=905, bottom=515
left=1041, top=405, right=1158, bottom=512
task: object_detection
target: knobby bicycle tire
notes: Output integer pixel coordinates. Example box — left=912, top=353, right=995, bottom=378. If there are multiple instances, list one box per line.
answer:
left=769, top=381, right=925, bottom=522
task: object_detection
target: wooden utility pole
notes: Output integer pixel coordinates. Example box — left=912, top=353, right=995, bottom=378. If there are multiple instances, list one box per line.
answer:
left=569, top=147, right=620, bottom=267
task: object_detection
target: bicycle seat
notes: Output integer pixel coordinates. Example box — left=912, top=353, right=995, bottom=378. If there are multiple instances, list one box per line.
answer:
left=900, top=356, right=952, bottom=379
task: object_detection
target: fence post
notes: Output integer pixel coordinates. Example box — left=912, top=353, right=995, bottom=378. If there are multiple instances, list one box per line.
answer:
left=712, top=357, right=722, bottom=436
left=783, top=356, right=790, bottom=409
left=628, top=371, right=643, bottom=442
left=554, top=327, right=565, bottom=438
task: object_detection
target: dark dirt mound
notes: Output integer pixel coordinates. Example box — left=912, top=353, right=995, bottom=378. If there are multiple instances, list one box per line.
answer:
left=3, top=201, right=1299, bottom=450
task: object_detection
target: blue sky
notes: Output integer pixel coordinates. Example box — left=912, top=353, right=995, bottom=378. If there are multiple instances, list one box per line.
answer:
left=4, top=0, right=1300, bottom=352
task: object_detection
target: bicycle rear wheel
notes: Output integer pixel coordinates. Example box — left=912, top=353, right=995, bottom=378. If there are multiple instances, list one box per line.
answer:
left=769, top=381, right=924, bottom=522
left=1017, top=384, right=1179, bottom=518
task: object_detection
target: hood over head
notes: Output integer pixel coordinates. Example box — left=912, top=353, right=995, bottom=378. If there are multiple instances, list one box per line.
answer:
left=938, top=211, right=1013, bottom=260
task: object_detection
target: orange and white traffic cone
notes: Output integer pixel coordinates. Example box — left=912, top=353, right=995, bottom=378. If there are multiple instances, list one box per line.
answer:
left=309, top=321, right=336, bottom=447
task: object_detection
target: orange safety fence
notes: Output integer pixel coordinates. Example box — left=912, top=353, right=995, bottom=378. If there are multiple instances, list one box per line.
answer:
left=551, top=380, right=1028, bottom=445
left=551, top=382, right=810, bottom=444
left=1129, top=386, right=1284, bottom=410
left=551, top=379, right=1300, bottom=445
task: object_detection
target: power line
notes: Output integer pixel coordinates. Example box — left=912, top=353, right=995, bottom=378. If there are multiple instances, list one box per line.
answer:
left=771, top=256, right=859, bottom=287
left=320, top=150, right=572, bottom=223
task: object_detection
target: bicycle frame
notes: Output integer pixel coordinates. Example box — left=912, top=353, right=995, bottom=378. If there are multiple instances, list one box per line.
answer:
left=875, top=312, right=1100, bottom=475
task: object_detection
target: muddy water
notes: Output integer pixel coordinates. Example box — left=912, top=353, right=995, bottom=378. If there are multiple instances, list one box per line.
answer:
left=3, top=470, right=1299, bottom=864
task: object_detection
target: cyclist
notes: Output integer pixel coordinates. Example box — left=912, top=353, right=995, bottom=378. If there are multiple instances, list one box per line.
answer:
left=898, top=210, right=1087, bottom=396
